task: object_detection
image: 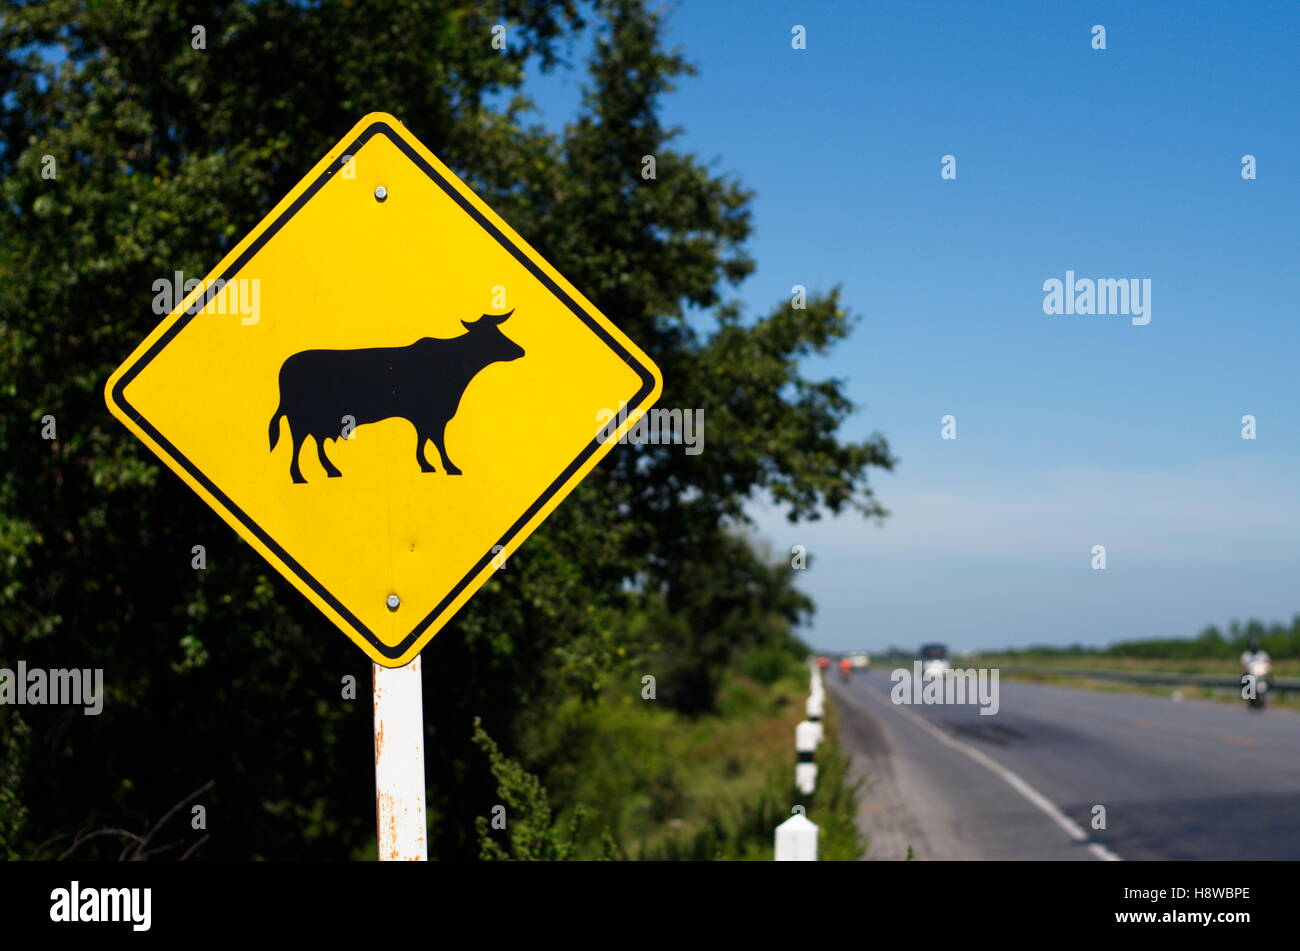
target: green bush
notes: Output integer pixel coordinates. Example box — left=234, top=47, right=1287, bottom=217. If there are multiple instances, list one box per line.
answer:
left=743, top=644, right=802, bottom=686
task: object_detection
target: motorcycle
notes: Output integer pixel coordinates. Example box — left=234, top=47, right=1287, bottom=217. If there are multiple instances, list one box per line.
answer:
left=1244, top=658, right=1271, bottom=710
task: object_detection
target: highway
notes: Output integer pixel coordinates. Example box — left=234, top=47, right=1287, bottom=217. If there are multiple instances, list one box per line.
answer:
left=828, top=669, right=1300, bottom=861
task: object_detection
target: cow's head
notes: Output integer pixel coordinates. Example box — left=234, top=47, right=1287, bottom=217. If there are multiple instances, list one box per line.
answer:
left=460, top=310, right=525, bottom=363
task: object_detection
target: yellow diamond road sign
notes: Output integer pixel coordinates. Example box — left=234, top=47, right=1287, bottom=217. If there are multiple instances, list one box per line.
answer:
left=105, top=113, right=662, bottom=667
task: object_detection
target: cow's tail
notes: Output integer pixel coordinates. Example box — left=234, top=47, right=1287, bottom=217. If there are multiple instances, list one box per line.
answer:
left=269, top=404, right=286, bottom=451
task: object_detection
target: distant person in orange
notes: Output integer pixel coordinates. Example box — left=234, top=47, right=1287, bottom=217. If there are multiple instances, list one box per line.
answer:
left=838, top=657, right=852, bottom=681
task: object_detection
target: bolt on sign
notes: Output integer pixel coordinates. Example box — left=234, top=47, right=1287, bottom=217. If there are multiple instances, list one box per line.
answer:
left=106, top=113, right=662, bottom=667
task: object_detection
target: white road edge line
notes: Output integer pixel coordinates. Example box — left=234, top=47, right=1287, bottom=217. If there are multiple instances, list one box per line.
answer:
left=856, top=681, right=1122, bottom=862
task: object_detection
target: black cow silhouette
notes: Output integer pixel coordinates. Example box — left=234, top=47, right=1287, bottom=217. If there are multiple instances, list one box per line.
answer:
left=268, top=311, right=524, bottom=483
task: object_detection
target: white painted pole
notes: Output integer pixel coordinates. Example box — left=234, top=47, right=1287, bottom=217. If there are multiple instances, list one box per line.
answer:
left=373, top=656, right=428, bottom=861
left=775, top=812, right=819, bottom=861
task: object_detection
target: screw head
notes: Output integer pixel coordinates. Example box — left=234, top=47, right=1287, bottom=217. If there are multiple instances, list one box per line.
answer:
left=386, top=594, right=400, bottom=611
left=374, top=185, right=388, bottom=202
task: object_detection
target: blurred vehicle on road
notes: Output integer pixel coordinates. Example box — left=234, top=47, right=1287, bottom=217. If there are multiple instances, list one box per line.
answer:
left=1241, top=638, right=1271, bottom=711
left=920, top=643, right=950, bottom=679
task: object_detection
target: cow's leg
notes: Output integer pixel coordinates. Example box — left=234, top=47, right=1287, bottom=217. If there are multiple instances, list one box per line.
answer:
left=432, top=422, right=461, bottom=476
left=316, top=436, right=343, bottom=478
left=289, top=429, right=308, bottom=484
left=414, top=431, right=437, bottom=473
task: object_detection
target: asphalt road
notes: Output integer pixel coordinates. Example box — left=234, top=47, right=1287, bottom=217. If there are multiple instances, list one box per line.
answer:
left=828, top=668, right=1300, bottom=860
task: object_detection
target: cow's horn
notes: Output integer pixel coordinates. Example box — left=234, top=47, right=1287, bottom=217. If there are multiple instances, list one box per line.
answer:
left=462, top=309, right=514, bottom=331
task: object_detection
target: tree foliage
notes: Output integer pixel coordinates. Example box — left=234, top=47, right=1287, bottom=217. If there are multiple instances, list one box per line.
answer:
left=994, top=616, right=1300, bottom=662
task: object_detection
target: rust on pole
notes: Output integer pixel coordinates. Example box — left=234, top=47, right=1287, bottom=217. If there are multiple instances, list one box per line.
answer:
left=373, top=656, right=428, bottom=860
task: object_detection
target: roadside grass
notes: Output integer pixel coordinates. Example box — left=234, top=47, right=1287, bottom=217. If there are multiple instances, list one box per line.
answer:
left=512, top=661, right=864, bottom=860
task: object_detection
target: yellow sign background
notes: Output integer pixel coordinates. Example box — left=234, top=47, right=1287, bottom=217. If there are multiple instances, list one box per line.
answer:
left=106, top=114, right=661, bottom=667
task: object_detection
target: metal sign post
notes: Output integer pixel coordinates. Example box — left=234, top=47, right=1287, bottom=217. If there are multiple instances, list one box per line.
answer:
left=373, top=656, right=427, bottom=861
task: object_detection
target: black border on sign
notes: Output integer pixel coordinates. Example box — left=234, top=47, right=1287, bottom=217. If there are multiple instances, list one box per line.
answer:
left=110, top=120, right=657, bottom=660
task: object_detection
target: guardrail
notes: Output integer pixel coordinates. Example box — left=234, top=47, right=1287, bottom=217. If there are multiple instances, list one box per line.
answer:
left=1000, top=665, right=1300, bottom=694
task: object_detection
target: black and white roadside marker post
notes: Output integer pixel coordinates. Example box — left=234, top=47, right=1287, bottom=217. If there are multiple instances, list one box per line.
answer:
left=806, top=691, right=824, bottom=746
left=795, top=718, right=818, bottom=795
left=775, top=809, right=819, bottom=861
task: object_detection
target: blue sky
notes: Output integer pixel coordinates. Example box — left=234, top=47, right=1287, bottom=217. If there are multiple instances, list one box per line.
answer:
left=513, top=1, right=1300, bottom=652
